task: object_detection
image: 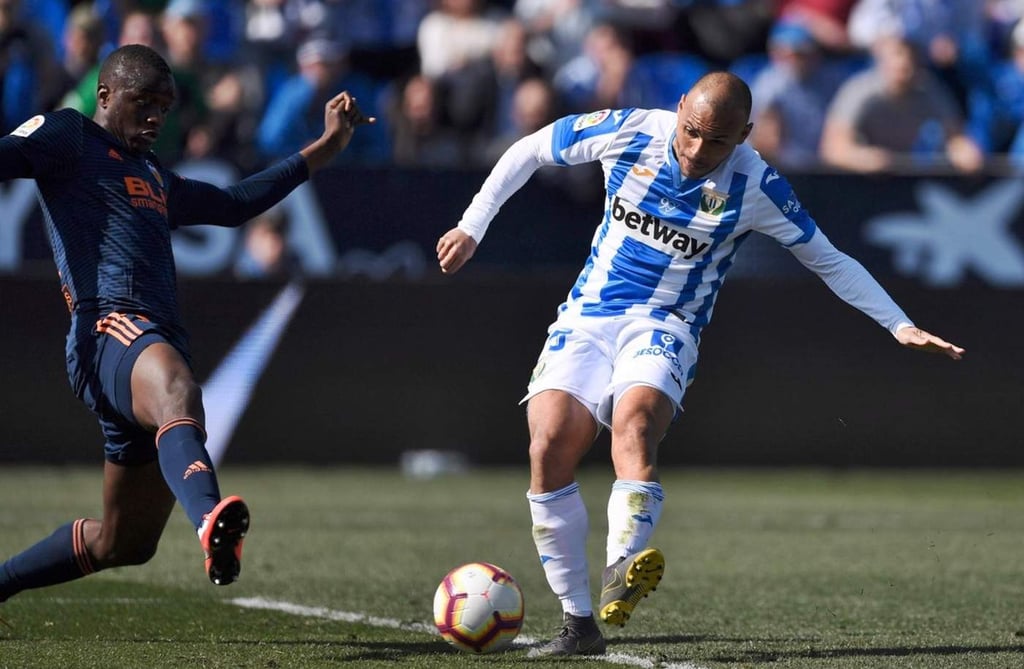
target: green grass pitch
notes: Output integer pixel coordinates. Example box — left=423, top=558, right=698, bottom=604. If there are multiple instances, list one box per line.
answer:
left=1, top=466, right=1023, bottom=668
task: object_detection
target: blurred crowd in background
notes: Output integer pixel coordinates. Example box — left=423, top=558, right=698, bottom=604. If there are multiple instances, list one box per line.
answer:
left=5, top=0, right=1024, bottom=176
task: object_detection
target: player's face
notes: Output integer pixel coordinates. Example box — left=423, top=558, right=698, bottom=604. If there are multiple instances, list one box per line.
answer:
left=98, top=68, right=176, bottom=153
left=673, top=93, right=751, bottom=179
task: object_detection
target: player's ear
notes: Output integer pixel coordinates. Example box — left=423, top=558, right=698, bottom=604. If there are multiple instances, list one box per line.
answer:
left=96, top=83, right=110, bottom=109
left=739, top=122, right=753, bottom=144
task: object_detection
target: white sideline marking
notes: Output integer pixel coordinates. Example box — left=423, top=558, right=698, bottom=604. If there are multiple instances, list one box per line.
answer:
left=231, top=597, right=709, bottom=669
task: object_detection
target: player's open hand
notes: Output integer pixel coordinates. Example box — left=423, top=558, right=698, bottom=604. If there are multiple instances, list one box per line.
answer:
left=895, top=325, right=965, bottom=360
left=437, top=228, right=477, bottom=274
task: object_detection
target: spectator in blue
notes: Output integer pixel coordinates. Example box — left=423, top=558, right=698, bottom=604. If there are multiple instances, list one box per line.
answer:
left=47, top=3, right=105, bottom=111
left=847, top=0, right=990, bottom=113
left=553, top=20, right=634, bottom=112
left=329, top=0, right=429, bottom=81
left=258, top=36, right=389, bottom=165
left=749, top=18, right=847, bottom=168
left=0, top=0, right=60, bottom=134
left=968, top=19, right=1024, bottom=154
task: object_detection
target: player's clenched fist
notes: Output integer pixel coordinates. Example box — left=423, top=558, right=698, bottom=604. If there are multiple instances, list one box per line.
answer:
left=437, top=228, right=478, bottom=274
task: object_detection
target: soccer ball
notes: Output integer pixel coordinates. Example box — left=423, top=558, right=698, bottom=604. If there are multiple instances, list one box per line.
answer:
left=433, top=562, right=525, bottom=654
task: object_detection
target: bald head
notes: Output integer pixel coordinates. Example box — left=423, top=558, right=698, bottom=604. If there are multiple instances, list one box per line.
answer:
left=686, top=71, right=752, bottom=126
left=98, top=44, right=173, bottom=92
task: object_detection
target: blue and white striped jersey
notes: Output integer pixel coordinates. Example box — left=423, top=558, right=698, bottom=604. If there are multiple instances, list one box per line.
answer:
left=458, top=107, right=912, bottom=343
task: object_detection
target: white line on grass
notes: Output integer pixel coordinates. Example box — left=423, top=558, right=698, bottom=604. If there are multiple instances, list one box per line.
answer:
left=231, top=596, right=709, bottom=669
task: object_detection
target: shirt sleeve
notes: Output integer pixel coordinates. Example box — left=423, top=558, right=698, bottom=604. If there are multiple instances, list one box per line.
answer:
left=167, top=152, right=309, bottom=229
left=788, top=229, right=914, bottom=335
left=0, top=112, right=82, bottom=180
left=456, top=124, right=559, bottom=242
left=457, top=110, right=628, bottom=242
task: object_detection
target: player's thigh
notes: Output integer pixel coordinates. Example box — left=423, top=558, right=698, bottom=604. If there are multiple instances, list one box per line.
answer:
left=130, top=340, right=203, bottom=430
left=602, top=327, right=698, bottom=427
left=522, top=321, right=615, bottom=427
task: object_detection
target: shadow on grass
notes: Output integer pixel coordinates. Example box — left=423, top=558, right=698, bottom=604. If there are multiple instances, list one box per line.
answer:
left=704, top=644, right=1024, bottom=663
left=611, top=635, right=1024, bottom=663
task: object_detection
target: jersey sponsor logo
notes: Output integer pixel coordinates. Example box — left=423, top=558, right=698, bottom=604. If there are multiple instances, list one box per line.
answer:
left=572, top=109, right=610, bottom=131
left=698, top=186, right=729, bottom=219
left=631, top=164, right=656, bottom=178
left=124, top=175, right=168, bottom=216
left=611, top=195, right=710, bottom=259
left=10, top=115, right=44, bottom=137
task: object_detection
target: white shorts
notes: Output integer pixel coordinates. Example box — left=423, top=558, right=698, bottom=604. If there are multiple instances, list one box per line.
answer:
left=521, top=313, right=698, bottom=429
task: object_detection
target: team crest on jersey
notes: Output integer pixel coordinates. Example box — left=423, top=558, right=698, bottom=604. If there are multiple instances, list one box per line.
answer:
left=699, top=186, right=729, bottom=219
left=145, top=159, right=164, bottom=187
left=10, top=115, right=44, bottom=137
left=573, top=109, right=610, bottom=131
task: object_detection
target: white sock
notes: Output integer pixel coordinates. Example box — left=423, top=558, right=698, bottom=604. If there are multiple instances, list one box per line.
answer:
left=606, top=479, right=664, bottom=567
left=527, top=482, right=592, bottom=616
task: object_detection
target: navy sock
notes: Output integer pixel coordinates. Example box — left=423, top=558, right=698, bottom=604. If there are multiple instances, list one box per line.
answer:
left=0, top=519, right=96, bottom=601
left=156, top=419, right=221, bottom=529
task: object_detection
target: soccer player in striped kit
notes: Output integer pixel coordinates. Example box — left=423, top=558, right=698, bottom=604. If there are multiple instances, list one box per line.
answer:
left=0, top=45, right=372, bottom=604
left=437, top=71, right=964, bottom=657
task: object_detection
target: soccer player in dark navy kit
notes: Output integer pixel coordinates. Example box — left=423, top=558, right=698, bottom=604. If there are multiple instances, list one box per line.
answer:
left=0, top=44, right=372, bottom=602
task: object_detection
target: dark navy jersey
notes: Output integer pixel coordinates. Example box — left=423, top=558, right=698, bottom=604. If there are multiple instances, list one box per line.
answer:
left=0, top=108, right=308, bottom=345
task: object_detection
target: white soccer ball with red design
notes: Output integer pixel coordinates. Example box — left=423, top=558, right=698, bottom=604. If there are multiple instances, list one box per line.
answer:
left=432, top=562, right=525, bottom=654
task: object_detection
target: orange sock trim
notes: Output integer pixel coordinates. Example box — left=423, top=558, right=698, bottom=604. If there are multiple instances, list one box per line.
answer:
left=72, top=519, right=95, bottom=575
left=155, top=417, right=207, bottom=446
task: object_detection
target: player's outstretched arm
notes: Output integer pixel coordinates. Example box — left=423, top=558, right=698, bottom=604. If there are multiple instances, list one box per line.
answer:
left=300, top=91, right=376, bottom=174
left=437, top=228, right=478, bottom=275
left=894, top=325, right=965, bottom=360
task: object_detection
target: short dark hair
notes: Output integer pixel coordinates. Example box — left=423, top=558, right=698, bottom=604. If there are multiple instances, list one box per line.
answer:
left=98, top=44, right=172, bottom=90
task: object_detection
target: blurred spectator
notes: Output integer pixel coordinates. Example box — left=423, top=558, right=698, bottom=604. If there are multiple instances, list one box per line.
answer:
left=158, top=0, right=213, bottom=163
left=437, top=18, right=545, bottom=156
left=257, top=36, right=388, bottom=164
left=847, top=0, right=990, bottom=112
left=623, top=52, right=710, bottom=110
left=967, top=17, right=1024, bottom=154
left=0, top=0, right=61, bottom=134
left=330, top=0, right=429, bottom=81
left=235, top=207, right=300, bottom=280
left=513, top=0, right=595, bottom=74
left=486, top=18, right=545, bottom=136
left=61, top=9, right=163, bottom=118
left=553, top=20, right=634, bottom=112
left=387, top=73, right=463, bottom=167
left=819, top=33, right=983, bottom=173
left=242, top=0, right=331, bottom=97
left=416, top=0, right=505, bottom=80
left=46, top=3, right=105, bottom=111
left=749, top=19, right=847, bottom=168
left=774, top=0, right=858, bottom=54
left=671, top=0, right=775, bottom=65
left=483, top=75, right=557, bottom=162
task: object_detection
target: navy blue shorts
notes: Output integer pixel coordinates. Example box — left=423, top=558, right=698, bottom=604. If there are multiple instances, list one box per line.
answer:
left=67, top=312, right=190, bottom=466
